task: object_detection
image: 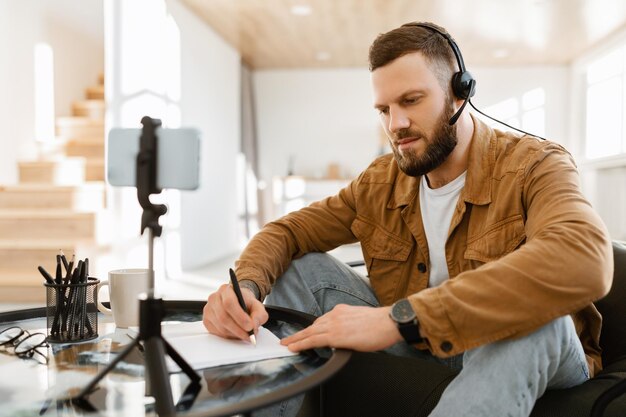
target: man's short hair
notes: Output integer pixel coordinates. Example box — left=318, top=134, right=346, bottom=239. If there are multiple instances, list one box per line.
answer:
left=368, top=22, right=458, bottom=94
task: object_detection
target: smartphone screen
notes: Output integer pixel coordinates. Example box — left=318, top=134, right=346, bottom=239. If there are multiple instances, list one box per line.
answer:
left=107, top=127, right=201, bottom=190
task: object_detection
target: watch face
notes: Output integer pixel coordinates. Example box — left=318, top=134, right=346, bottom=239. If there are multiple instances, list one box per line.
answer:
left=391, top=299, right=416, bottom=324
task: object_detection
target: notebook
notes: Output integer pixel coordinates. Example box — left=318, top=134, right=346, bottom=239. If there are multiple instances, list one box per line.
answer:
left=161, top=321, right=297, bottom=372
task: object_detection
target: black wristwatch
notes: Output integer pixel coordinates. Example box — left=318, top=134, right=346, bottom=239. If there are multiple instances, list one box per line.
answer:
left=390, top=298, right=424, bottom=344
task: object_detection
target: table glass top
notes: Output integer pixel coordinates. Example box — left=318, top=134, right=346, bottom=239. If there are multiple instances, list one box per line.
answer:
left=0, top=303, right=343, bottom=417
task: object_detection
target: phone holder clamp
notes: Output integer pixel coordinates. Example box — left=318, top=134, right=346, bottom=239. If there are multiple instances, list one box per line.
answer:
left=137, top=116, right=168, bottom=238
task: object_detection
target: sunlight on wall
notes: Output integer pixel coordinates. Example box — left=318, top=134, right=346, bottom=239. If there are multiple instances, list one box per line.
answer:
left=481, top=87, right=545, bottom=136
left=484, top=97, right=519, bottom=126
left=164, top=15, right=181, bottom=104
left=118, top=0, right=181, bottom=128
left=34, top=43, right=55, bottom=142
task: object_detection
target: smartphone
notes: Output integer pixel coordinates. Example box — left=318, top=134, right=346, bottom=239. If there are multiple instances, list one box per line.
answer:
left=107, top=127, right=201, bottom=190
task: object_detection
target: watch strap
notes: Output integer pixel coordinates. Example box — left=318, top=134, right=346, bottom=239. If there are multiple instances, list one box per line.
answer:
left=398, top=320, right=423, bottom=344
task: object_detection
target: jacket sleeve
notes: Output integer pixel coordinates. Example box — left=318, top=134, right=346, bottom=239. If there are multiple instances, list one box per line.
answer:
left=234, top=177, right=361, bottom=300
left=409, top=146, right=613, bottom=357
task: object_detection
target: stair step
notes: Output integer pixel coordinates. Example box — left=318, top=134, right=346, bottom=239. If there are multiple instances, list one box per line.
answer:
left=56, top=117, right=104, bottom=139
left=0, top=272, right=43, bottom=287
left=0, top=184, right=104, bottom=210
left=72, top=100, right=105, bottom=119
left=18, top=158, right=86, bottom=185
left=65, top=138, right=104, bottom=159
left=0, top=280, right=46, bottom=302
left=0, top=240, right=79, bottom=273
left=0, top=210, right=97, bottom=240
left=86, top=159, right=105, bottom=182
left=86, top=85, right=104, bottom=100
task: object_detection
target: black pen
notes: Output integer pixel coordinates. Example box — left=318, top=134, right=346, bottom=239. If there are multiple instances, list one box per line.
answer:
left=55, top=255, right=62, bottom=284
left=64, top=254, right=75, bottom=284
left=64, top=261, right=82, bottom=335
left=38, top=266, right=55, bottom=285
left=229, top=268, right=257, bottom=346
left=83, top=258, right=89, bottom=282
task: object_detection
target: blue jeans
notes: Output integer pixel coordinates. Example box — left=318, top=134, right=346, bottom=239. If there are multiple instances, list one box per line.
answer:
left=255, top=253, right=589, bottom=417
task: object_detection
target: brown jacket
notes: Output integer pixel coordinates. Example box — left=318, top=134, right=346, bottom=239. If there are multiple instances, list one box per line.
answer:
left=236, top=116, right=613, bottom=376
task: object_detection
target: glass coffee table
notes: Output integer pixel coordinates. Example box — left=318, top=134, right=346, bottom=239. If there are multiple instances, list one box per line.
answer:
left=0, top=300, right=350, bottom=417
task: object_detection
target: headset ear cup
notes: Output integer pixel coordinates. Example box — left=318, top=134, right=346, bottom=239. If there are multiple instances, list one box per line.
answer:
left=451, top=71, right=476, bottom=99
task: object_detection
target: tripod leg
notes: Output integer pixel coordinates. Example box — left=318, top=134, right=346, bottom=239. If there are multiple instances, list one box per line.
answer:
left=175, top=381, right=202, bottom=411
left=74, top=338, right=140, bottom=399
left=144, top=336, right=176, bottom=417
left=163, top=339, right=201, bottom=384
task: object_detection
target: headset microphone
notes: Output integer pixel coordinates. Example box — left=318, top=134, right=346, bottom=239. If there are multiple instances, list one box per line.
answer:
left=448, top=79, right=475, bottom=125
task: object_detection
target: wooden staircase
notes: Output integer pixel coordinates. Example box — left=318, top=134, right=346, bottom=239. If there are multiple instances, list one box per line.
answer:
left=0, top=74, right=107, bottom=302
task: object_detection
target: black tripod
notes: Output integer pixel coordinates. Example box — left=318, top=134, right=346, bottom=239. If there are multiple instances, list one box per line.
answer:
left=73, top=117, right=201, bottom=416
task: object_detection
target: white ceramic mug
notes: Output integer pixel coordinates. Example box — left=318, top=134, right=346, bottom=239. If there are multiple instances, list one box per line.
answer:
left=97, top=268, right=152, bottom=328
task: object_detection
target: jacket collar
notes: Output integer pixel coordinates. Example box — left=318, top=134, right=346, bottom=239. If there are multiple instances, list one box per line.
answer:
left=460, top=114, right=494, bottom=206
left=387, top=114, right=494, bottom=209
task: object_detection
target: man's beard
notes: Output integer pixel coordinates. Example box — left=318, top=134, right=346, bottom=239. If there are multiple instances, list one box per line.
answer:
left=390, top=101, right=458, bottom=178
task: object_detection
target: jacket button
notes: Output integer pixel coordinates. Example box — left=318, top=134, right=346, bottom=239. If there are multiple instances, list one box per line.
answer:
left=417, top=263, right=427, bottom=273
left=440, top=341, right=453, bottom=352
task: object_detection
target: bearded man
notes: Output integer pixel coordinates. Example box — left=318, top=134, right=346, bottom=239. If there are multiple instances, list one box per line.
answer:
left=202, top=22, right=612, bottom=417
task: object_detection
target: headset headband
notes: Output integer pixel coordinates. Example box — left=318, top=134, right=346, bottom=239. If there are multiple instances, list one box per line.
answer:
left=402, top=22, right=467, bottom=73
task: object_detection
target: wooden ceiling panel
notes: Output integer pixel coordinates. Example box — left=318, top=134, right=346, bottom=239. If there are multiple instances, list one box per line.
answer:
left=181, top=0, right=626, bottom=69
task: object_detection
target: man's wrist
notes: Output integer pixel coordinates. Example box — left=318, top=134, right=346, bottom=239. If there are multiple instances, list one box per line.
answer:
left=239, top=279, right=261, bottom=301
left=389, top=299, right=424, bottom=344
left=383, top=306, right=404, bottom=344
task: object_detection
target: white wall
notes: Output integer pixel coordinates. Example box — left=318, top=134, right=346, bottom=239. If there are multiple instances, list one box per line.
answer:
left=170, top=0, right=241, bottom=268
left=0, top=0, right=104, bottom=184
left=254, top=68, right=381, bottom=221
left=254, top=68, right=381, bottom=183
left=105, top=0, right=241, bottom=269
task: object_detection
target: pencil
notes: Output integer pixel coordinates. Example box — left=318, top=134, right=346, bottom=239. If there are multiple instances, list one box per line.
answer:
left=229, top=268, right=257, bottom=346
left=59, top=250, right=69, bottom=272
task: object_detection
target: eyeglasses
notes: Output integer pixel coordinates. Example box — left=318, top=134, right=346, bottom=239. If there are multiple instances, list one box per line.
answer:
left=0, top=326, right=48, bottom=364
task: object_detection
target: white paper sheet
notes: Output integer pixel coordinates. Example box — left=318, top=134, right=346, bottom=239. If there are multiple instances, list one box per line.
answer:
left=161, top=321, right=297, bottom=371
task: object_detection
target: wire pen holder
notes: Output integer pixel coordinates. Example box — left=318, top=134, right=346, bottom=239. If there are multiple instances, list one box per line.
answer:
left=45, top=277, right=99, bottom=343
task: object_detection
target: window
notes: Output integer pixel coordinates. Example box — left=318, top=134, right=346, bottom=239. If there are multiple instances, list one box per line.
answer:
left=584, top=46, right=626, bottom=159
left=521, top=88, right=546, bottom=137
left=479, top=87, right=545, bottom=137
left=34, top=43, right=55, bottom=142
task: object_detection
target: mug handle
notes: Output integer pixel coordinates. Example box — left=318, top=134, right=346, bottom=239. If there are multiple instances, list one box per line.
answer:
left=96, top=280, right=112, bottom=315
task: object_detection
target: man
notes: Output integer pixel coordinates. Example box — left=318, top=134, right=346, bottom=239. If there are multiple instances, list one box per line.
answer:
left=203, top=22, right=613, bottom=416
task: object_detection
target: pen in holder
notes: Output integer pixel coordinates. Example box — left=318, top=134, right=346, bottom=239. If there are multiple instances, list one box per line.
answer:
left=41, top=254, right=99, bottom=343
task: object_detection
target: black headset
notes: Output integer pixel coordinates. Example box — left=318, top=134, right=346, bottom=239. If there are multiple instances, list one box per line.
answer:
left=401, top=22, right=546, bottom=140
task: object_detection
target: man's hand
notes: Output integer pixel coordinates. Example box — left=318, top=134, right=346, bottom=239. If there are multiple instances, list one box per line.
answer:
left=202, top=283, right=269, bottom=342
left=280, top=304, right=403, bottom=352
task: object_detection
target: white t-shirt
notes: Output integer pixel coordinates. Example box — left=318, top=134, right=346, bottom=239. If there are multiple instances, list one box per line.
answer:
left=419, top=172, right=467, bottom=288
